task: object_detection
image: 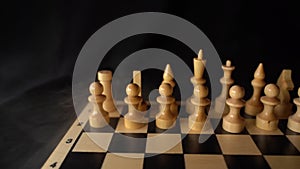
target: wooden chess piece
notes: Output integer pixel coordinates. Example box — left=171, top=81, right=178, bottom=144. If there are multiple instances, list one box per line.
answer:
left=186, top=49, right=206, bottom=114
left=156, top=83, right=176, bottom=129
left=222, top=85, right=245, bottom=133
left=274, top=69, right=294, bottom=119
left=98, top=70, right=117, bottom=113
left=161, top=64, right=178, bottom=116
left=88, top=82, right=110, bottom=128
left=214, top=60, right=235, bottom=115
left=133, top=70, right=142, bottom=97
left=287, top=87, right=300, bottom=133
left=133, top=70, right=148, bottom=112
left=188, top=84, right=210, bottom=131
left=256, top=84, right=280, bottom=131
left=124, top=83, right=147, bottom=129
left=245, top=63, right=266, bottom=116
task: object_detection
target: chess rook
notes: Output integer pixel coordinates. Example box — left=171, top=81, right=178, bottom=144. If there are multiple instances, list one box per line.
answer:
left=88, top=82, right=109, bottom=128
left=124, top=83, right=147, bottom=129
left=245, top=63, right=266, bottom=116
left=287, top=87, right=300, bottom=133
left=98, top=70, right=117, bottom=113
left=256, top=84, right=280, bottom=131
left=186, top=49, right=207, bottom=114
left=214, top=60, right=235, bottom=115
left=156, top=83, right=176, bottom=129
left=133, top=70, right=142, bottom=97
left=188, top=84, right=210, bottom=131
left=222, top=85, right=245, bottom=133
left=274, top=69, right=294, bottom=119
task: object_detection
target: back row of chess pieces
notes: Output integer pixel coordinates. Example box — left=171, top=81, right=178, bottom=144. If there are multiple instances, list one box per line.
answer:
left=88, top=50, right=300, bottom=134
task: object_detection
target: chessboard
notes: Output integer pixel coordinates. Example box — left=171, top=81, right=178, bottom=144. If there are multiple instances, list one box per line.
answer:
left=42, top=102, right=300, bottom=169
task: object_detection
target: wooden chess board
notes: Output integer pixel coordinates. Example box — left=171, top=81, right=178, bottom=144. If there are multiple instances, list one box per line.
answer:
left=42, top=103, right=300, bottom=169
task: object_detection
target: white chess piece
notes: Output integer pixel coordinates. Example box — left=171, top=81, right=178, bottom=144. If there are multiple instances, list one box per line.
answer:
left=188, top=84, right=210, bottom=131
left=256, top=84, right=280, bottom=131
left=222, top=85, right=245, bottom=133
left=287, top=87, right=300, bottom=133
left=88, top=82, right=110, bottom=128
left=124, top=83, right=147, bottom=129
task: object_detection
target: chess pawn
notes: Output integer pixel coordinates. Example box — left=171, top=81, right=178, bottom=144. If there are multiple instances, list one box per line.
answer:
left=156, top=83, right=176, bottom=129
left=256, top=84, right=280, bottom=131
left=214, top=60, right=235, bottom=116
left=124, top=83, right=147, bottom=129
left=287, top=87, right=300, bottom=133
left=274, top=69, right=294, bottom=119
left=245, top=63, right=266, bottom=116
left=88, top=82, right=110, bottom=128
left=98, top=70, right=117, bottom=113
left=186, top=49, right=206, bottom=114
left=222, top=85, right=246, bottom=133
left=188, top=84, right=210, bottom=131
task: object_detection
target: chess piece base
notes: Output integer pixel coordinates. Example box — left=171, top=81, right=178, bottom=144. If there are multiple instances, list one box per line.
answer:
left=124, top=118, right=146, bottom=129
left=188, top=115, right=205, bottom=131
left=89, top=113, right=109, bottom=128
left=222, top=117, right=245, bottom=133
left=256, top=115, right=279, bottom=131
left=155, top=116, right=176, bottom=129
left=287, top=116, right=300, bottom=133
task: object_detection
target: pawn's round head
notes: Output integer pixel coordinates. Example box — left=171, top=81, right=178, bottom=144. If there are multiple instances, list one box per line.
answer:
left=226, top=60, right=231, bottom=67
left=264, top=84, right=279, bottom=98
left=126, top=83, right=140, bottom=97
left=89, top=82, right=103, bottom=95
left=229, top=85, right=245, bottom=99
left=194, top=85, right=208, bottom=98
left=159, top=83, right=173, bottom=96
left=298, top=87, right=300, bottom=97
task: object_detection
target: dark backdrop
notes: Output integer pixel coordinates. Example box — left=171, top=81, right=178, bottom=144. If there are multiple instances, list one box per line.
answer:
left=1, top=1, right=300, bottom=168
left=1, top=0, right=300, bottom=102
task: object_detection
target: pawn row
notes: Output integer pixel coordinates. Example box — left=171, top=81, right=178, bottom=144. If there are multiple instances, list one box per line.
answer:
left=87, top=80, right=300, bottom=133
left=221, top=84, right=300, bottom=133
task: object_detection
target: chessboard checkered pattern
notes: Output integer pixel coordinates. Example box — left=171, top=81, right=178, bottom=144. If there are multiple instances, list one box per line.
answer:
left=42, top=103, right=300, bottom=169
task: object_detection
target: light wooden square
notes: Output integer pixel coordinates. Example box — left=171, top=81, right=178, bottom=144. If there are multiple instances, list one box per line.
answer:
left=216, top=134, right=261, bottom=155
left=101, top=153, right=144, bottom=169
left=146, top=133, right=183, bottom=154
left=180, top=118, right=214, bottom=134
left=245, top=119, right=283, bottom=135
left=72, top=132, right=113, bottom=152
left=115, top=118, right=148, bottom=133
left=264, top=155, right=300, bottom=169
left=286, top=135, right=300, bottom=151
left=184, top=154, right=228, bottom=169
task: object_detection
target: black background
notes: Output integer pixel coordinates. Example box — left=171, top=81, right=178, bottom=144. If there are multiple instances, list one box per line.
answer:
left=1, top=0, right=300, bottom=103
left=1, top=0, right=300, bottom=168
